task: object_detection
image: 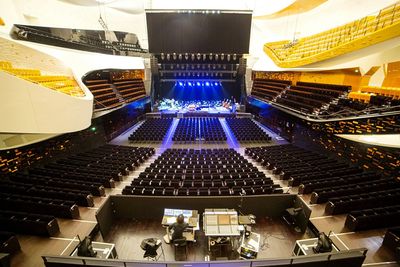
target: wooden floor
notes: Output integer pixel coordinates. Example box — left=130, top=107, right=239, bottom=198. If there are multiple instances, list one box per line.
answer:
left=8, top=118, right=400, bottom=267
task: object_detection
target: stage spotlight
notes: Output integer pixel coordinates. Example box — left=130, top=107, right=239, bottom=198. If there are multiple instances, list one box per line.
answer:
left=191, top=54, right=195, bottom=60
left=197, top=53, right=201, bottom=60
left=196, top=82, right=201, bottom=86
left=167, top=54, right=170, bottom=60
left=160, top=53, right=165, bottom=60
left=233, top=54, right=237, bottom=61
left=227, top=54, right=231, bottom=61
left=178, top=54, right=182, bottom=60
left=201, top=82, right=204, bottom=86
left=205, top=82, right=210, bottom=86
left=173, top=53, right=177, bottom=60
left=215, top=54, right=219, bottom=61
left=209, top=53, right=213, bottom=60
left=203, top=54, right=206, bottom=61
left=188, top=82, right=192, bottom=86
left=179, top=82, right=183, bottom=86
left=219, top=82, right=222, bottom=86
left=185, top=53, right=189, bottom=60
left=221, top=53, right=225, bottom=60
left=214, top=82, right=218, bottom=86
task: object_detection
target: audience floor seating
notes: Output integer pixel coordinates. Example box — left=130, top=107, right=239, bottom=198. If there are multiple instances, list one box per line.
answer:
left=172, top=117, right=226, bottom=142
left=245, top=144, right=399, bottom=232
left=129, top=118, right=173, bottom=142
left=0, top=145, right=154, bottom=236
left=122, top=148, right=283, bottom=196
left=226, top=118, right=271, bottom=142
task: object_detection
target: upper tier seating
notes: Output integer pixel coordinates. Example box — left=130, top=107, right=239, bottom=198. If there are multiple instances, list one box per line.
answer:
left=264, top=2, right=400, bottom=67
left=112, top=79, right=146, bottom=103
left=122, top=148, right=283, bottom=196
left=172, top=118, right=226, bottom=142
left=129, top=118, right=173, bottom=142
left=0, top=61, right=85, bottom=97
left=84, top=79, right=122, bottom=110
left=252, top=80, right=351, bottom=115
left=0, top=145, right=154, bottom=236
left=251, top=79, right=291, bottom=101
left=225, top=118, right=271, bottom=142
left=349, top=86, right=400, bottom=103
left=83, top=78, right=146, bottom=111
left=246, top=144, right=400, bottom=232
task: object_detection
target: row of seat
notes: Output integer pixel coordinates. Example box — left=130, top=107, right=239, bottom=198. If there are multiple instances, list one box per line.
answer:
left=129, top=118, right=173, bottom=141
left=0, top=145, right=154, bottom=236
left=246, top=144, right=400, bottom=231
left=172, top=117, right=226, bottom=142
left=345, top=205, right=400, bottom=231
left=0, top=61, right=85, bottom=97
left=226, top=118, right=271, bottom=142
left=122, top=184, right=283, bottom=196
left=251, top=79, right=289, bottom=101
left=83, top=78, right=146, bottom=111
left=122, top=148, right=283, bottom=196
left=0, top=210, right=59, bottom=237
left=263, top=2, right=400, bottom=67
left=0, top=193, right=80, bottom=219
left=0, top=231, right=20, bottom=255
left=325, top=188, right=400, bottom=215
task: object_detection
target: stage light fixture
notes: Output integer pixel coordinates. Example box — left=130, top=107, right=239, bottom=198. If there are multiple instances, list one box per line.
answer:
left=203, top=54, right=206, bottom=61
left=227, top=54, right=231, bottom=61
left=173, top=53, right=177, bottom=60
left=214, top=82, right=218, bottom=86
left=215, top=54, right=219, bottom=61
left=209, top=53, right=213, bottom=60
left=196, top=82, right=201, bottom=86
left=191, top=54, right=195, bottom=60
left=221, top=53, right=225, bottom=60
left=160, top=53, right=165, bottom=60
left=185, top=53, right=189, bottom=60
left=233, top=54, right=237, bottom=60
left=179, top=82, right=183, bottom=86
left=167, top=54, right=170, bottom=60
left=205, top=82, right=210, bottom=86
left=188, top=82, right=192, bottom=86
left=197, top=53, right=201, bottom=60
left=201, top=82, right=204, bottom=86
left=178, top=54, right=182, bottom=60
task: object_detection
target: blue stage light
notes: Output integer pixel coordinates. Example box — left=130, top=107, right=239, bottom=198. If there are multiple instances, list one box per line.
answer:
left=179, top=82, right=183, bottom=86
left=205, top=82, right=210, bottom=86
left=196, top=82, right=201, bottom=86
left=214, top=82, right=218, bottom=86
left=188, top=82, right=192, bottom=86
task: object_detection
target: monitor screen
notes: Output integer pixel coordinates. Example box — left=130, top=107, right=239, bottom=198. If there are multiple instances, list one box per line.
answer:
left=146, top=11, right=252, bottom=53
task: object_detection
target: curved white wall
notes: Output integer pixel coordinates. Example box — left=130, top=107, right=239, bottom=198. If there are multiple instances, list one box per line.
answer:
left=0, top=71, right=92, bottom=134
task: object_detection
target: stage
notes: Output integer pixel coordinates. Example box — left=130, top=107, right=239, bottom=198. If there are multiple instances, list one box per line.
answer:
left=154, top=98, right=239, bottom=114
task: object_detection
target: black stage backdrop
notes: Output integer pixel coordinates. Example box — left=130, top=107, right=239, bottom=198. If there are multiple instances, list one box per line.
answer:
left=146, top=12, right=252, bottom=53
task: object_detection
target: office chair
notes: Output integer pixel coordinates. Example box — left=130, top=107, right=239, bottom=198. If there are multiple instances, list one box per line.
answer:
left=173, top=238, right=188, bottom=261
